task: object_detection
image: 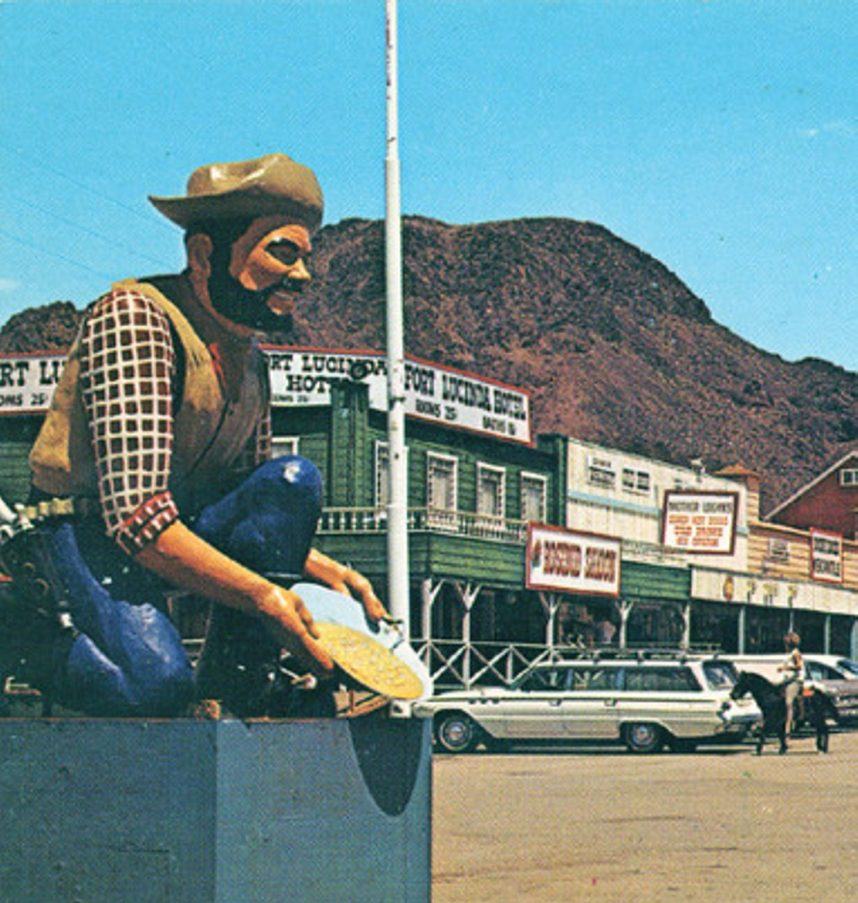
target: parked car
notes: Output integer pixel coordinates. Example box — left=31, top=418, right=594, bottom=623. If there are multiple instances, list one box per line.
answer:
left=413, top=654, right=761, bottom=754
left=725, top=654, right=858, bottom=725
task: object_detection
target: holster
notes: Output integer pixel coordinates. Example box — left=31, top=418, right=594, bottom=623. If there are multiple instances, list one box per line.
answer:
left=0, top=523, right=75, bottom=631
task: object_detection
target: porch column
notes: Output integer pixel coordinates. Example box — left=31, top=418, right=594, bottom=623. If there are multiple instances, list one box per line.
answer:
left=680, top=601, right=691, bottom=650
left=823, top=614, right=831, bottom=654
left=537, top=592, right=563, bottom=652
left=851, top=619, right=858, bottom=660
left=453, top=582, right=482, bottom=688
left=737, top=605, right=747, bottom=654
left=615, top=598, right=634, bottom=650
left=420, top=577, right=444, bottom=668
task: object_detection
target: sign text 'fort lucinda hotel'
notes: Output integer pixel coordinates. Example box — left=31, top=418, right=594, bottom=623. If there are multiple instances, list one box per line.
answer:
left=0, top=347, right=531, bottom=445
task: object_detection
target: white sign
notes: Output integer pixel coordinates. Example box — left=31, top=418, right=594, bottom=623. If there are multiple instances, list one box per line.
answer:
left=0, top=346, right=532, bottom=445
left=810, top=528, right=843, bottom=584
left=0, top=353, right=66, bottom=414
left=263, top=346, right=531, bottom=444
left=661, top=491, right=738, bottom=555
left=526, top=524, right=621, bottom=597
left=692, top=567, right=856, bottom=616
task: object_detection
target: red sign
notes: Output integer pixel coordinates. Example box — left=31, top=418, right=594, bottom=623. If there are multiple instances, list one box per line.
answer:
left=810, top=528, right=843, bottom=584
left=526, top=524, right=621, bottom=597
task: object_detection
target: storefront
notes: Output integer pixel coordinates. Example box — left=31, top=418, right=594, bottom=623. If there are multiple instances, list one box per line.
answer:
left=691, top=566, right=858, bottom=657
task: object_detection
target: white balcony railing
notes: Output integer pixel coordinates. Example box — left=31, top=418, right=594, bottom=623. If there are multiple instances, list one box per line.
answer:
left=318, top=506, right=529, bottom=543
left=414, top=638, right=554, bottom=689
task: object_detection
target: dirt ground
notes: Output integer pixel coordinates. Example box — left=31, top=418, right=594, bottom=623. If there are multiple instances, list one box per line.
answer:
left=432, top=730, right=858, bottom=902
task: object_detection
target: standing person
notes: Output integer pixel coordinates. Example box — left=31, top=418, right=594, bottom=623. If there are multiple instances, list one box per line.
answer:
left=0, top=153, right=384, bottom=717
left=778, top=631, right=804, bottom=738
left=595, top=616, right=616, bottom=646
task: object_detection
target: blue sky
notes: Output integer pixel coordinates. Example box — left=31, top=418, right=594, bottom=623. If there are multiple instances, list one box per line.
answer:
left=1, top=1, right=855, bottom=370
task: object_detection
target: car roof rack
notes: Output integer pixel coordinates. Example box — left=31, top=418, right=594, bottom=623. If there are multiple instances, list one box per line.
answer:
left=548, top=645, right=722, bottom=665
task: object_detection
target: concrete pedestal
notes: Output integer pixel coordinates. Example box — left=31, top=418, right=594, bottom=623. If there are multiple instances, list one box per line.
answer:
left=0, top=716, right=431, bottom=902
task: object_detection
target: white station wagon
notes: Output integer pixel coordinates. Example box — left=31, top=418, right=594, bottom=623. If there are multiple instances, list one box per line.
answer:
left=414, top=655, right=761, bottom=754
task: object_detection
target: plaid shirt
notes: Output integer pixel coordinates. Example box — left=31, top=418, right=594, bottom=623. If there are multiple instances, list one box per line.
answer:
left=79, top=286, right=271, bottom=556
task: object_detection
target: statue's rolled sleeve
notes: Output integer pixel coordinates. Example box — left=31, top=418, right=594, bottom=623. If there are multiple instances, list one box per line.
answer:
left=79, top=288, right=180, bottom=554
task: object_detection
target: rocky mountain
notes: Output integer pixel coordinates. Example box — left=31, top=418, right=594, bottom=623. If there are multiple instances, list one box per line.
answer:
left=2, top=216, right=855, bottom=512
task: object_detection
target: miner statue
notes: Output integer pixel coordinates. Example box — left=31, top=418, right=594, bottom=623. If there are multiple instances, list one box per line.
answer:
left=0, top=153, right=423, bottom=717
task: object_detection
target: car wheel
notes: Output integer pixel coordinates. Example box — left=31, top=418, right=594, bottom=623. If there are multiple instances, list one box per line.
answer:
left=624, top=722, right=664, bottom=754
left=435, top=713, right=480, bottom=753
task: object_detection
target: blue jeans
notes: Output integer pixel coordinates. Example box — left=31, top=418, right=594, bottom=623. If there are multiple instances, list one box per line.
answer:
left=46, top=456, right=322, bottom=716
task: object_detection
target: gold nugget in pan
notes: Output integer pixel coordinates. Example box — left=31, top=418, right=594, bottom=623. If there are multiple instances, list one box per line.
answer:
left=315, top=622, right=423, bottom=700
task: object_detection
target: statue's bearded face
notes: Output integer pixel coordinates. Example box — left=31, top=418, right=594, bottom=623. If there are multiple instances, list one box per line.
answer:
left=196, top=215, right=313, bottom=334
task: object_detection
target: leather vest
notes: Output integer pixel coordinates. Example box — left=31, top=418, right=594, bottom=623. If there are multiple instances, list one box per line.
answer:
left=29, top=279, right=268, bottom=515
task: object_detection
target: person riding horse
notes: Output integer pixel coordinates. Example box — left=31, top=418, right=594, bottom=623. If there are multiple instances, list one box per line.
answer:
left=730, top=668, right=829, bottom=755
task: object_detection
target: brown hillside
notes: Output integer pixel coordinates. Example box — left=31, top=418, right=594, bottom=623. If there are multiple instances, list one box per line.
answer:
left=2, top=216, right=855, bottom=512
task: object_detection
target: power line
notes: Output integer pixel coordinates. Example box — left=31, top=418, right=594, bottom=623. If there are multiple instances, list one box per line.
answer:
left=0, top=143, right=177, bottom=234
left=0, top=225, right=115, bottom=281
left=6, top=192, right=173, bottom=270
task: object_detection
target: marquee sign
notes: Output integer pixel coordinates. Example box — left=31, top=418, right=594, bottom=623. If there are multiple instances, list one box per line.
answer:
left=810, top=528, right=843, bottom=584
left=0, top=347, right=532, bottom=445
left=263, top=346, right=531, bottom=444
left=525, top=524, right=621, bottom=597
left=692, top=566, right=854, bottom=615
left=661, top=490, right=738, bottom=555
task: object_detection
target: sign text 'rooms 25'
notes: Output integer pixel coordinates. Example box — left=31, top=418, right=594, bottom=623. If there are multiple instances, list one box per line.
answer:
left=0, top=355, right=64, bottom=412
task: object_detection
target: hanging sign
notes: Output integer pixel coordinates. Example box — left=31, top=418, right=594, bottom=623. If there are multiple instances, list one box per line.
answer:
left=0, top=352, right=66, bottom=414
left=263, top=346, right=531, bottom=444
left=0, top=346, right=532, bottom=444
left=661, top=490, right=738, bottom=555
left=810, top=528, right=843, bottom=584
left=525, top=524, right=621, bottom=596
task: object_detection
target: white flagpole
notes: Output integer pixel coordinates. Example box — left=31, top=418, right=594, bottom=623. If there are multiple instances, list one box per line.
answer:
left=385, top=0, right=410, bottom=636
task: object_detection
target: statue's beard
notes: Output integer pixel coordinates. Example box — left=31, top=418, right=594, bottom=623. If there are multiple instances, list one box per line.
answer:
left=207, top=274, right=296, bottom=334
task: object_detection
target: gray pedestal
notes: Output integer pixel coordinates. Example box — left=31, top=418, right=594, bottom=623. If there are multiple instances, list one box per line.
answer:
left=0, top=716, right=431, bottom=902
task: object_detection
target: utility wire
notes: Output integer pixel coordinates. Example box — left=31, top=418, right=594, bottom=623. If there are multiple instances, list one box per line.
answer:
left=0, top=143, right=177, bottom=234
left=6, top=192, right=173, bottom=270
left=0, top=225, right=115, bottom=281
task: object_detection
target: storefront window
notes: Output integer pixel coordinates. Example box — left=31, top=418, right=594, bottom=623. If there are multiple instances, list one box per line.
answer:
left=690, top=601, right=740, bottom=653
left=745, top=607, right=791, bottom=653
left=792, top=610, right=826, bottom=653
left=626, top=601, right=684, bottom=648
left=830, top=615, right=854, bottom=657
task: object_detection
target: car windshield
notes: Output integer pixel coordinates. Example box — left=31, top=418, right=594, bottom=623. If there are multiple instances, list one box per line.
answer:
left=836, top=659, right=858, bottom=678
left=702, top=661, right=737, bottom=690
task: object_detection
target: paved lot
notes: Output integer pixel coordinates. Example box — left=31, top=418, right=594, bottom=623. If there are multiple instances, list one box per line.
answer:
left=433, top=730, right=858, bottom=902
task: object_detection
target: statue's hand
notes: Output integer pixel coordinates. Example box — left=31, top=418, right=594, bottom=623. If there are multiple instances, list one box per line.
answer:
left=332, top=566, right=388, bottom=624
left=304, top=550, right=389, bottom=624
left=255, top=584, right=334, bottom=676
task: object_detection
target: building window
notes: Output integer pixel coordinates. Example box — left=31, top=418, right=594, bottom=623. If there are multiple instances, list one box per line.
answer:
left=521, top=472, right=547, bottom=523
left=271, top=436, right=299, bottom=458
left=374, top=441, right=389, bottom=510
left=427, top=452, right=458, bottom=529
left=476, top=463, right=505, bottom=519
left=587, top=455, right=616, bottom=489
left=840, top=468, right=858, bottom=487
left=621, top=467, right=651, bottom=495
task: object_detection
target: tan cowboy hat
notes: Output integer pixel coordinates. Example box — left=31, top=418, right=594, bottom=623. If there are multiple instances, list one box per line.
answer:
left=149, top=152, right=324, bottom=231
